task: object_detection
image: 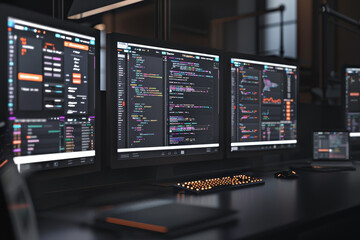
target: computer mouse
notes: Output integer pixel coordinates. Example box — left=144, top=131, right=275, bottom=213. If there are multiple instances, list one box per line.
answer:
left=274, top=169, right=298, bottom=179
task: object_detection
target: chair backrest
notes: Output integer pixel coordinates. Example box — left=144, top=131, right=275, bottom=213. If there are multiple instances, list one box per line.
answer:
left=0, top=159, right=39, bottom=240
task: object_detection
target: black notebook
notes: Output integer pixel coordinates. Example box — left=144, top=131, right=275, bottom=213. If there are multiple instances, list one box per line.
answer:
left=96, top=203, right=237, bottom=236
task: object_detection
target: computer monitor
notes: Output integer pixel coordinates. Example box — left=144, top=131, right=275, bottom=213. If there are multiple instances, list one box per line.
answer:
left=226, top=54, right=298, bottom=156
left=107, top=34, right=223, bottom=168
left=0, top=5, right=100, bottom=176
left=343, top=66, right=360, bottom=138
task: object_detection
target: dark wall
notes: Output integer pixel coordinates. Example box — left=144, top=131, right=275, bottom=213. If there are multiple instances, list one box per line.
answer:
left=0, top=0, right=51, bottom=16
left=0, top=0, right=73, bottom=17
left=171, top=0, right=239, bottom=49
left=336, top=1, right=360, bottom=71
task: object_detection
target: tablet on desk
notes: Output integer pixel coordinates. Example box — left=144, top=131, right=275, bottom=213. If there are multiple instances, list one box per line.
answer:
left=313, top=130, right=350, bottom=161
left=290, top=131, right=354, bottom=172
left=295, top=130, right=356, bottom=172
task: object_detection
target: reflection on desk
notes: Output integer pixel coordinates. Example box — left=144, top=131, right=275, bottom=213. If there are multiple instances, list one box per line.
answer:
left=38, top=164, right=360, bottom=239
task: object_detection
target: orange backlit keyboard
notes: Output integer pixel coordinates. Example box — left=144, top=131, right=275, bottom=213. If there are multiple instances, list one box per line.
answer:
left=174, top=174, right=264, bottom=194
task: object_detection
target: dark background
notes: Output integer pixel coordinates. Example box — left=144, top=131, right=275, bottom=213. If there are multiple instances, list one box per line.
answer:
left=2, top=3, right=360, bottom=240
left=1, top=0, right=359, bottom=195
left=2, top=0, right=359, bottom=103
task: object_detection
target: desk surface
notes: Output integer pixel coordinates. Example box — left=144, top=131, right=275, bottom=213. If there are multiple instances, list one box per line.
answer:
left=38, top=162, right=360, bottom=240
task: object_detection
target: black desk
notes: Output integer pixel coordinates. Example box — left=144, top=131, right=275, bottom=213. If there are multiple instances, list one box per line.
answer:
left=37, top=162, right=360, bottom=239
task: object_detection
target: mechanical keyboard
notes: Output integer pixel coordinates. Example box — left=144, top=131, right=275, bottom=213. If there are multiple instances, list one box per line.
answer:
left=174, top=174, right=264, bottom=194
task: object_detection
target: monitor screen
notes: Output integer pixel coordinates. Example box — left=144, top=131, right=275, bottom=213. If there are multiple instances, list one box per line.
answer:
left=108, top=36, right=221, bottom=167
left=7, top=17, right=97, bottom=172
left=344, top=67, right=360, bottom=137
left=313, top=131, right=349, bottom=160
left=230, top=58, right=298, bottom=152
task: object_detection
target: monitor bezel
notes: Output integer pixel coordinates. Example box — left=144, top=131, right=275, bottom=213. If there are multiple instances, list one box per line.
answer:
left=106, top=33, right=224, bottom=169
left=312, top=129, right=350, bottom=161
left=224, top=52, right=300, bottom=159
left=342, top=65, right=360, bottom=138
left=0, top=4, right=101, bottom=180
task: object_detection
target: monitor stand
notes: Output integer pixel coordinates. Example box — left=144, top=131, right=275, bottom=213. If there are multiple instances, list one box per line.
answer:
left=310, top=161, right=354, bottom=167
left=262, top=153, right=283, bottom=165
left=290, top=160, right=355, bottom=172
left=155, top=165, right=175, bottom=183
left=153, top=164, right=194, bottom=188
left=260, top=153, right=286, bottom=169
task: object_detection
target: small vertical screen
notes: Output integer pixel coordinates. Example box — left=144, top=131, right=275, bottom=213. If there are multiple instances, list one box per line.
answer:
left=230, top=58, right=297, bottom=152
left=7, top=17, right=97, bottom=172
left=345, top=67, right=360, bottom=137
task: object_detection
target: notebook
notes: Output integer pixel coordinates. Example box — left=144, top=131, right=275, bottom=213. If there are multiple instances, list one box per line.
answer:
left=96, top=203, right=237, bottom=237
